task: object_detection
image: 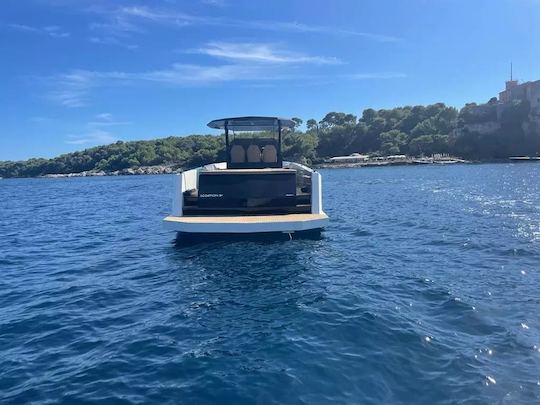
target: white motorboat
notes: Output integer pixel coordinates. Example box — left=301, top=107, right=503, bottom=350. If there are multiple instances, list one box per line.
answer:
left=163, top=116, right=329, bottom=235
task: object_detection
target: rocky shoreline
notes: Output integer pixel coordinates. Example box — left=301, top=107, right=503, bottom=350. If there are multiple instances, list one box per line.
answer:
left=41, top=165, right=182, bottom=178
left=28, top=158, right=512, bottom=179
left=316, top=157, right=470, bottom=169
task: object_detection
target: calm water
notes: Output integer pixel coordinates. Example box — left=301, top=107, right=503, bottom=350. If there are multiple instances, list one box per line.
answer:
left=1, top=164, right=539, bottom=404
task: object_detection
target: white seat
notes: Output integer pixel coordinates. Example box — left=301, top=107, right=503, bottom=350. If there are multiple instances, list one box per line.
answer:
left=247, top=145, right=261, bottom=163
left=262, top=145, right=277, bottom=163
left=230, top=144, right=245, bottom=163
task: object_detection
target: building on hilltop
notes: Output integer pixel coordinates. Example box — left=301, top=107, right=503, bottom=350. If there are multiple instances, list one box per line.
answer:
left=499, top=79, right=540, bottom=115
left=456, top=76, right=540, bottom=136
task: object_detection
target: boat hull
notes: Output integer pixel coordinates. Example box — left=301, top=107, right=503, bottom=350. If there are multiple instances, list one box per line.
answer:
left=163, top=213, right=329, bottom=234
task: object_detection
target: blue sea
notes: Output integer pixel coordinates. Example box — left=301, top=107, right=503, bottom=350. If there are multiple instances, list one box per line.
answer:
left=1, top=164, right=539, bottom=404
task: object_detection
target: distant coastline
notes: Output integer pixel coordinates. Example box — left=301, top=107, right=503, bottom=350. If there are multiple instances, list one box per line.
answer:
left=2, top=157, right=539, bottom=179
left=2, top=86, right=539, bottom=179
left=31, top=157, right=540, bottom=179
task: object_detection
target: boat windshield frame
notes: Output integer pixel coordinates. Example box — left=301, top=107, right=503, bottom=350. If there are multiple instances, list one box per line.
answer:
left=207, top=116, right=295, bottom=169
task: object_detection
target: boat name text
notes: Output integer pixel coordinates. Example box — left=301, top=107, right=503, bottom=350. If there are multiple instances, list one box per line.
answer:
left=199, top=193, right=224, bottom=198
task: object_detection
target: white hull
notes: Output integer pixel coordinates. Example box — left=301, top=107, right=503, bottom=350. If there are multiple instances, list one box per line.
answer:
left=163, top=161, right=328, bottom=234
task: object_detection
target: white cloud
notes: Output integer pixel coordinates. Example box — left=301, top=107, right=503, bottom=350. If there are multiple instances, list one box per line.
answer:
left=201, top=0, right=226, bottom=6
left=64, top=113, right=131, bottom=146
left=345, top=72, right=408, bottom=79
left=88, top=5, right=400, bottom=42
left=88, top=5, right=191, bottom=37
left=30, top=116, right=54, bottom=124
left=86, top=8, right=148, bottom=47
left=120, top=6, right=174, bottom=20
left=137, top=63, right=291, bottom=84
left=81, top=4, right=400, bottom=51
left=46, top=63, right=407, bottom=108
left=43, top=30, right=403, bottom=108
left=43, top=26, right=70, bottom=38
left=47, top=61, right=303, bottom=107
left=88, top=36, right=138, bottom=49
left=88, top=113, right=131, bottom=126
left=247, top=21, right=399, bottom=42
left=49, top=32, right=70, bottom=38
left=7, top=23, right=40, bottom=33
left=6, top=23, right=70, bottom=38
left=66, top=129, right=117, bottom=145
left=96, top=113, right=113, bottom=121
left=47, top=70, right=99, bottom=107
left=192, top=42, right=342, bottom=65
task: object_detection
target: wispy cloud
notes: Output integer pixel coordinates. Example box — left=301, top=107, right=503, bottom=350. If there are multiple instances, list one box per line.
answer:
left=191, top=42, right=342, bottom=65
left=88, top=113, right=131, bottom=126
left=45, top=61, right=303, bottom=107
left=120, top=6, right=178, bottom=21
left=43, top=25, right=70, bottom=38
left=88, top=35, right=138, bottom=49
left=6, top=23, right=70, bottom=38
left=64, top=113, right=130, bottom=146
left=87, top=5, right=190, bottom=39
left=66, top=129, right=117, bottom=145
left=46, top=39, right=342, bottom=107
left=42, top=25, right=402, bottom=108
left=46, top=63, right=407, bottom=108
left=47, top=70, right=100, bottom=107
left=86, top=7, right=144, bottom=46
left=7, top=23, right=40, bottom=33
left=88, top=5, right=400, bottom=42
left=30, top=116, right=55, bottom=124
left=89, top=17, right=142, bottom=36
left=76, top=4, right=402, bottom=49
left=247, top=21, right=400, bottom=42
left=96, top=113, right=113, bottom=121
left=201, top=0, right=227, bottom=6
left=345, top=72, right=408, bottom=79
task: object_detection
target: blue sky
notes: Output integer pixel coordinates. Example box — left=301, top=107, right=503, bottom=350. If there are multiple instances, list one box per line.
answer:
left=1, top=0, right=539, bottom=160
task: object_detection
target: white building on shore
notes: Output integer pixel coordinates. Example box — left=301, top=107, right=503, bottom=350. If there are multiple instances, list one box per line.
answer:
left=328, top=153, right=370, bottom=163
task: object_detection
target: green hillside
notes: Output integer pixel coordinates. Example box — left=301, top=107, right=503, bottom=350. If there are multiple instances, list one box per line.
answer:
left=1, top=101, right=538, bottom=178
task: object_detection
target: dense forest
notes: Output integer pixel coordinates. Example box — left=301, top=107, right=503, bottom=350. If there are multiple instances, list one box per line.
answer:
left=1, top=100, right=539, bottom=178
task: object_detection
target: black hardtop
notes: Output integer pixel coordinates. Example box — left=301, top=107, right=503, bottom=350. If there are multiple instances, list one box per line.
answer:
left=207, top=116, right=295, bottom=131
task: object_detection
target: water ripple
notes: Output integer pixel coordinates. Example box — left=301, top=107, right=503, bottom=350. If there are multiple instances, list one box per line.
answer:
left=1, top=165, right=540, bottom=404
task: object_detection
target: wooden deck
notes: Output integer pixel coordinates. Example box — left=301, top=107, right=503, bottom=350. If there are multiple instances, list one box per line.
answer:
left=163, top=213, right=329, bottom=233
left=164, top=213, right=327, bottom=224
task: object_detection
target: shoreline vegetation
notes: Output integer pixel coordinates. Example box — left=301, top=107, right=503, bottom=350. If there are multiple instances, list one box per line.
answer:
left=2, top=101, right=539, bottom=179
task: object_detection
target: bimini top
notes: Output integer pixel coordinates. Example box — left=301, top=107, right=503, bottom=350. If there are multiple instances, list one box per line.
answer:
left=207, top=116, right=295, bottom=132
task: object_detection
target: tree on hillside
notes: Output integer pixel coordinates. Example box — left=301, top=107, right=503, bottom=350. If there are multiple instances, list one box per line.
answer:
left=319, top=112, right=357, bottom=129
left=291, top=117, right=303, bottom=131
left=361, top=108, right=377, bottom=125
left=306, top=119, right=318, bottom=132
left=380, top=129, right=407, bottom=155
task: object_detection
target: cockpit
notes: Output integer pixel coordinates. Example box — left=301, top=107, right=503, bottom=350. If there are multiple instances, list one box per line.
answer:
left=207, top=116, right=295, bottom=169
